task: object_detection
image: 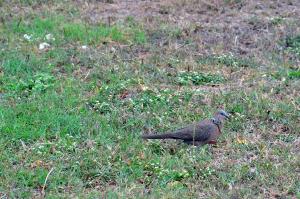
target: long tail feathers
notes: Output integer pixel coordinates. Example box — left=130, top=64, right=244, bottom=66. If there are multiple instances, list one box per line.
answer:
left=141, top=133, right=174, bottom=140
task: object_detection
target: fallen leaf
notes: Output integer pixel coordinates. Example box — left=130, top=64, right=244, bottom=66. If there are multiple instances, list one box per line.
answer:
left=236, top=136, right=248, bottom=144
left=119, top=90, right=129, bottom=99
left=139, top=152, right=145, bottom=160
left=139, top=84, right=149, bottom=91
left=31, top=160, right=46, bottom=168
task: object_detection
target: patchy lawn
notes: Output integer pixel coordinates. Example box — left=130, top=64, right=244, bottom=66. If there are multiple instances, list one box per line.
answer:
left=0, top=0, right=299, bottom=198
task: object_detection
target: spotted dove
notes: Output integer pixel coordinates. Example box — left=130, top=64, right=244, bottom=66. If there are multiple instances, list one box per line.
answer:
left=142, top=110, right=230, bottom=146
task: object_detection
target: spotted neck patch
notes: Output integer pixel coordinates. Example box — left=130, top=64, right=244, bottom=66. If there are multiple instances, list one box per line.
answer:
left=211, top=117, right=221, bottom=126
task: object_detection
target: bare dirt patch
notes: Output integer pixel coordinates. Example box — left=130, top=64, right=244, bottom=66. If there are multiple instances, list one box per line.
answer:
left=82, top=0, right=300, bottom=61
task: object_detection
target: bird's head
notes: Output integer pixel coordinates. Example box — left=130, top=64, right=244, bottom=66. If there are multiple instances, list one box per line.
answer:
left=214, top=110, right=230, bottom=121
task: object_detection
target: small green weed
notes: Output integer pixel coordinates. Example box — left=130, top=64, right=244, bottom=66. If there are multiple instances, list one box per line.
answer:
left=17, top=73, right=55, bottom=93
left=129, top=89, right=184, bottom=113
left=16, top=168, right=48, bottom=188
left=143, top=160, right=191, bottom=184
left=198, top=54, right=256, bottom=68
left=133, top=29, right=147, bottom=44
left=288, top=70, right=300, bottom=79
left=178, top=71, right=224, bottom=85
left=270, top=17, right=284, bottom=26
left=270, top=70, right=300, bottom=80
left=284, top=35, right=300, bottom=57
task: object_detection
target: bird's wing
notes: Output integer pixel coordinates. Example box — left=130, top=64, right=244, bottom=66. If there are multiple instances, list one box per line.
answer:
left=193, top=122, right=216, bottom=141
left=170, top=120, right=215, bottom=141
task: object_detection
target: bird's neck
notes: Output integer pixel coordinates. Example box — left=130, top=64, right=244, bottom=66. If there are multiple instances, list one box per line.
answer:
left=211, top=117, right=222, bottom=133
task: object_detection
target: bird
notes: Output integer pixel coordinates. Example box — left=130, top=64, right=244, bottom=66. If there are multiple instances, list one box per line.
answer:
left=141, top=110, right=230, bottom=146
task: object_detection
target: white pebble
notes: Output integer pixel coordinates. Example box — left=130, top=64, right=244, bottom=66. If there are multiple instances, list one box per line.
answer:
left=39, top=42, right=50, bottom=50
left=23, top=34, right=32, bottom=41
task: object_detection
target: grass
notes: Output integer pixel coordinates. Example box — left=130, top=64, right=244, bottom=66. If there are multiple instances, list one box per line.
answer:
left=197, top=54, right=257, bottom=68
left=0, top=1, right=299, bottom=198
left=288, top=70, right=300, bottom=79
left=178, top=71, right=225, bottom=85
left=285, top=35, right=300, bottom=57
left=7, top=16, right=146, bottom=45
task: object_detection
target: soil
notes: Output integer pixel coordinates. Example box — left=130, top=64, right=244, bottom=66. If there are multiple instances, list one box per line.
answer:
left=81, top=0, right=300, bottom=61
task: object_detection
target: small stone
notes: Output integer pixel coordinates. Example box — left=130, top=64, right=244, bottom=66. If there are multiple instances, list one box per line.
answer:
left=81, top=45, right=88, bottom=50
left=24, top=34, right=32, bottom=41
left=250, top=168, right=256, bottom=173
left=39, top=42, right=50, bottom=50
left=110, top=47, right=116, bottom=53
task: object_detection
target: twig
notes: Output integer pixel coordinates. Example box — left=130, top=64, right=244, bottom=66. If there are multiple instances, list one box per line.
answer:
left=20, top=139, right=27, bottom=151
left=84, top=70, right=91, bottom=80
left=41, top=167, right=54, bottom=197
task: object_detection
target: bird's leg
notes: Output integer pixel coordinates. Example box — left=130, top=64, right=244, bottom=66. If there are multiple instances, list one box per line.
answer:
left=208, top=140, right=217, bottom=145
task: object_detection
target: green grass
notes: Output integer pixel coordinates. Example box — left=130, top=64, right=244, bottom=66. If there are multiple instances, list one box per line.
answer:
left=6, top=16, right=146, bottom=45
left=197, top=54, right=257, bottom=68
left=0, top=1, right=299, bottom=198
left=288, top=70, right=300, bottom=79
left=285, top=35, right=300, bottom=57
left=62, top=23, right=125, bottom=43
left=178, top=71, right=225, bottom=85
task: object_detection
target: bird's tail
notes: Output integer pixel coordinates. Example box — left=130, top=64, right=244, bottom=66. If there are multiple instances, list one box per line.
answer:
left=141, top=133, right=174, bottom=140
